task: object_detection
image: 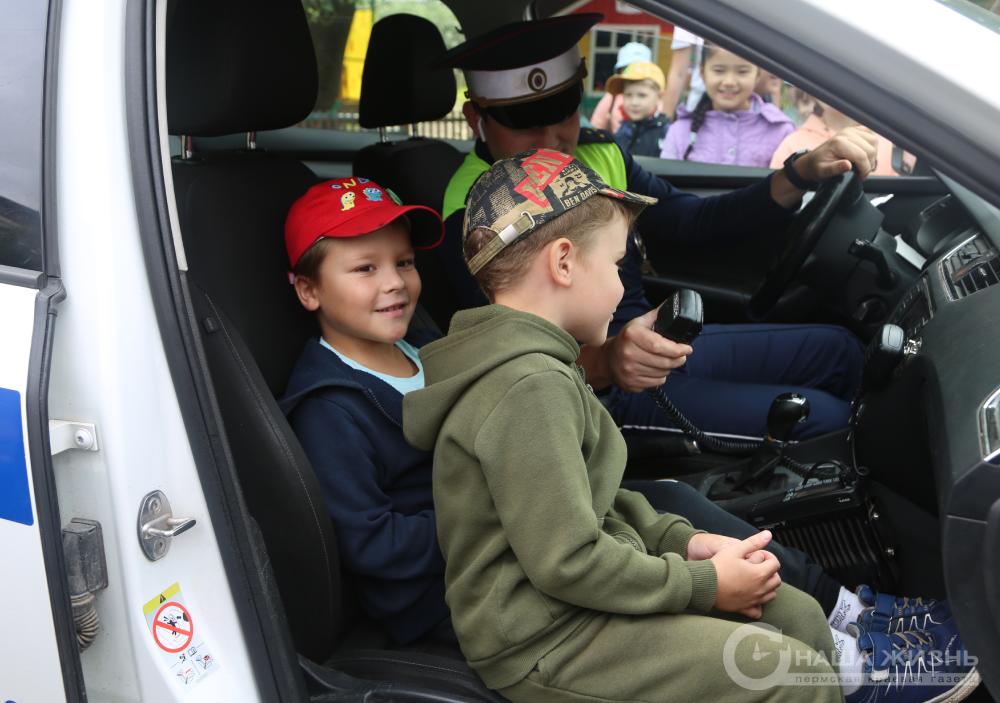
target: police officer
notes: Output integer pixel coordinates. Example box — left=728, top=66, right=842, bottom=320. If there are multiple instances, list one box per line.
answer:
left=434, top=13, right=878, bottom=440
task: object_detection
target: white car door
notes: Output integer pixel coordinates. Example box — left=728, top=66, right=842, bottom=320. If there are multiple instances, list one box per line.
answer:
left=0, top=2, right=78, bottom=701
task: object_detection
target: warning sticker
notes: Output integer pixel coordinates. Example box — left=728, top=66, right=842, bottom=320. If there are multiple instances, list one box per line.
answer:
left=143, top=583, right=218, bottom=689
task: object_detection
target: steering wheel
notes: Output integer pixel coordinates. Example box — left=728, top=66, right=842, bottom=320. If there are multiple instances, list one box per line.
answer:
left=748, top=169, right=863, bottom=319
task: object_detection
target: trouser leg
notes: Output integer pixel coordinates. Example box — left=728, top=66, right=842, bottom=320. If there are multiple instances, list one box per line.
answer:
left=625, top=478, right=842, bottom=614
left=498, top=585, right=841, bottom=703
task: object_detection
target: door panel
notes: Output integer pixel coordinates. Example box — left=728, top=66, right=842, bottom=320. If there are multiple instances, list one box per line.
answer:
left=0, top=284, right=68, bottom=703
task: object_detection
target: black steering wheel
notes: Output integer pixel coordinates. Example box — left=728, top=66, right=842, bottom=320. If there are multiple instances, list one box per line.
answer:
left=748, top=169, right=863, bottom=319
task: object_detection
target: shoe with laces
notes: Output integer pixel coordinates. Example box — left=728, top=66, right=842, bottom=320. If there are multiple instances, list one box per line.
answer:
left=844, top=619, right=979, bottom=703
left=856, top=585, right=952, bottom=635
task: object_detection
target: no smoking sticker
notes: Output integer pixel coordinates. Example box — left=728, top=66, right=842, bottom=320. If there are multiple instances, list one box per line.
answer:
left=143, top=583, right=219, bottom=689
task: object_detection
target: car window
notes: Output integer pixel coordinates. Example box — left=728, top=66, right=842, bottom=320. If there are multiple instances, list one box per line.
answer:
left=576, top=5, right=922, bottom=175
left=300, top=0, right=470, bottom=140
left=0, top=0, right=47, bottom=272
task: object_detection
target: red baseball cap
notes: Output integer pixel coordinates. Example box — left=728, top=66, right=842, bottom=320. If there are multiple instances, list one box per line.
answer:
left=284, top=177, right=444, bottom=269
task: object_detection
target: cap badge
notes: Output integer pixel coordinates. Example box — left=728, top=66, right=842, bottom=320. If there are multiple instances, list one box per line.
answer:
left=340, top=191, right=356, bottom=211
left=527, top=67, right=548, bottom=92
left=363, top=187, right=383, bottom=202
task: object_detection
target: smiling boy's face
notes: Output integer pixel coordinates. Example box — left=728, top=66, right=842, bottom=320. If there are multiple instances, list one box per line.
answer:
left=294, top=220, right=421, bottom=356
left=622, top=80, right=660, bottom=122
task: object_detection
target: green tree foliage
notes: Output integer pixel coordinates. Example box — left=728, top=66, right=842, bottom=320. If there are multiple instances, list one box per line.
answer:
left=303, top=0, right=465, bottom=114
left=304, top=0, right=357, bottom=112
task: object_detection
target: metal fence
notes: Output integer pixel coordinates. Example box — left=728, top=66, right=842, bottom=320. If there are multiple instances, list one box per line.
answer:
left=299, top=110, right=472, bottom=141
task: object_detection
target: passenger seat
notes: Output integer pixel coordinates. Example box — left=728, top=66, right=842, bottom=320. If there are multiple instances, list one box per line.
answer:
left=166, top=0, right=502, bottom=699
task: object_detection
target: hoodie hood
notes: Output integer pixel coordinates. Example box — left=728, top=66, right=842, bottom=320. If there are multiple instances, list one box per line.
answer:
left=404, top=305, right=580, bottom=450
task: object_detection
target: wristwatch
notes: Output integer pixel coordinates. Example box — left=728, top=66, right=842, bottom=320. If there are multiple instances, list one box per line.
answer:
left=782, top=149, right=820, bottom=191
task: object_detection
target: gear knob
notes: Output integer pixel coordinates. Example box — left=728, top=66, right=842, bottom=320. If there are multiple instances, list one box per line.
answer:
left=766, top=392, right=811, bottom=443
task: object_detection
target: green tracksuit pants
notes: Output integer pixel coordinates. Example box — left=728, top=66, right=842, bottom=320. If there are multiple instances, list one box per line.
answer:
left=498, top=584, right=843, bottom=703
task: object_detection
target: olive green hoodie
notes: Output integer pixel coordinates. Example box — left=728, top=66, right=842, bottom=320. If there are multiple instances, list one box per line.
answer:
left=403, top=305, right=718, bottom=690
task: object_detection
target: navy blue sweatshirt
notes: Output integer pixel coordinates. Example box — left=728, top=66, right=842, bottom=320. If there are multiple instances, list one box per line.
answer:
left=614, top=113, right=670, bottom=158
left=434, top=130, right=791, bottom=335
left=279, top=334, right=447, bottom=644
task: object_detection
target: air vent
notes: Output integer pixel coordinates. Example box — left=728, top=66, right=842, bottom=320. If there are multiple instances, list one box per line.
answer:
left=940, top=235, right=1000, bottom=300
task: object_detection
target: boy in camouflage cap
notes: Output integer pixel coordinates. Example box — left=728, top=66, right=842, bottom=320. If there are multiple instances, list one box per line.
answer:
left=403, top=149, right=843, bottom=702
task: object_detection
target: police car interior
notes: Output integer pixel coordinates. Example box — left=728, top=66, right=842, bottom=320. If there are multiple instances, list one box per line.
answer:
left=145, top=0, right=1000, bottom=700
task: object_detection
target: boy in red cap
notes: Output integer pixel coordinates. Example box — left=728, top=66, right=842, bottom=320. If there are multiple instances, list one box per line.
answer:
left=278, top=177, right=451, bottom=645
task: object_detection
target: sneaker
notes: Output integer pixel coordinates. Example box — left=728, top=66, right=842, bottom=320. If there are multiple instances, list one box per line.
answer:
left=845, top=619, right=980, bottom=703
left=856, top=585, right=952, bottom=635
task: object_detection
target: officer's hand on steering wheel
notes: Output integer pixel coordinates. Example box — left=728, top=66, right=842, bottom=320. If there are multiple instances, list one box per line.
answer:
left=796, top=125, right=880, bottom=182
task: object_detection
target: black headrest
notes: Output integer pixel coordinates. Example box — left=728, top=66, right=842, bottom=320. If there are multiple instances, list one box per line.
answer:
left=359, top=15, right=456, bottom=128
left=167, top=0, right=318, bottom=136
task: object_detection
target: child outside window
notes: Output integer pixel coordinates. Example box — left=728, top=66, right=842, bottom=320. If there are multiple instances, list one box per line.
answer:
left=402, top=149, right=979, bottom=703
left=589, top=42, right=663, bottom=134
left=661, top=45, right=794, bottom=167
left=605, top=61, right=670, bottom=158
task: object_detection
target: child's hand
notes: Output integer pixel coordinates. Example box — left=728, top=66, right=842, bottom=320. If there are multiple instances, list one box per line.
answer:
left=709, top=531, right=782, bottom=620
left=686, top=532, right=740, bottom=561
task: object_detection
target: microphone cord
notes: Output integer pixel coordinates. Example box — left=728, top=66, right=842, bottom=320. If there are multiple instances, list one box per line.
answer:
left=646, top=387, right=847, bottom=482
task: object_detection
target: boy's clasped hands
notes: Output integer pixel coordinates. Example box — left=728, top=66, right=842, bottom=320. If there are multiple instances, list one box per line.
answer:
left=687, top=530, right=782, bottom=620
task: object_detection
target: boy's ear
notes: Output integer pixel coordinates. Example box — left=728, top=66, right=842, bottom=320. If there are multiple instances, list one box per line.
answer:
left=546, top=238, right=576, bottom=289
left=293, top=274, right=321, bottom=312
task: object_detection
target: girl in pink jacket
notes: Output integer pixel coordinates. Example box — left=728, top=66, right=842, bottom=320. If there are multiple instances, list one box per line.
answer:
left=661, top=45, right=793, bottom=167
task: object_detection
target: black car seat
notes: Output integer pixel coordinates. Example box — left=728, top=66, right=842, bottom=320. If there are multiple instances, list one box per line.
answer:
left=166, top=0, right=502, bottom=700
left=353, top=14, right=464, bottom=331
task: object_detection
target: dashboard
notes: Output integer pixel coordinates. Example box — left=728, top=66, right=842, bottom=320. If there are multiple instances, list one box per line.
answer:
left=850, top=184, right=1000, bottom=692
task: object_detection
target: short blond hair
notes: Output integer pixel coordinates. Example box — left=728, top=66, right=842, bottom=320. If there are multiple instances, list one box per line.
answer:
left=464, top=195, right=638, bottom=300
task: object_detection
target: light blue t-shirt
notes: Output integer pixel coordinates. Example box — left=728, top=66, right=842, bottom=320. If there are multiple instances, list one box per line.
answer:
left=320, top=338, right=425, bottom=396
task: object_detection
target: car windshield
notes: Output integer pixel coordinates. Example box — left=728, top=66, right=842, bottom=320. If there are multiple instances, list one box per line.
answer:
left=936, top=0, right=1000, bottom=33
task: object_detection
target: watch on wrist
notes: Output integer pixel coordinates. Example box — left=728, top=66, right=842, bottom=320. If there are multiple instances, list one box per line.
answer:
left=782, top=149, right=820, bottom=191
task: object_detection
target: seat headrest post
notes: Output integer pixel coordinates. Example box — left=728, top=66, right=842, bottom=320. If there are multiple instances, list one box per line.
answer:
left=181, top=135, right=193, bottom=160
left=378, top=126, right=388, bottom=144
left=246, top=131, right=258, bottom=151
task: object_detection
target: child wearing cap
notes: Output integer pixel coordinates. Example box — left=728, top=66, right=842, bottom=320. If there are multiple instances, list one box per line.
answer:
left=403, top=149, right=979, bottom=703
left=605, top=61, right=670, bottom=158
left=277, top=177, right=452, bottom=646
left=589, top=41, right=663, bottom=134
left=403, top=149, right=844, bottom=702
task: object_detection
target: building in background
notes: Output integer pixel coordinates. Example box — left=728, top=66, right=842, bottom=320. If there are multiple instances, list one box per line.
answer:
left=560, top=0, right=675, bottom=114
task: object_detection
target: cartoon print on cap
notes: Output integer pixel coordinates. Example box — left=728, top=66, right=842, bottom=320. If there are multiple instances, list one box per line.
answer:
left=341, top=191, right=356, bottom=211
left=362, top=187, right=383, bottom=202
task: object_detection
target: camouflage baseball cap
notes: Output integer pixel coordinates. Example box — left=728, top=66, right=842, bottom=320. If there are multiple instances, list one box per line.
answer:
left=463, top=148, right=657, bottom=275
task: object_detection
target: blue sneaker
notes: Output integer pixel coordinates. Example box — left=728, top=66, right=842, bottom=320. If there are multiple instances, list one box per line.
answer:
left=845, top=619, right=979, bottom=703
left=856, top=585, right=952, bottom=635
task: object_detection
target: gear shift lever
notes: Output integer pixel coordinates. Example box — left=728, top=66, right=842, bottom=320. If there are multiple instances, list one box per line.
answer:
left=715, top=393, right=812, bottom=497
left=766, top=393, right=811, bottom=444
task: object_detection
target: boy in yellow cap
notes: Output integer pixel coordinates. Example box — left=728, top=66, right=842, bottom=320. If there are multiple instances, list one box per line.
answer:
left=605, top=60, right=669, bottom=157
